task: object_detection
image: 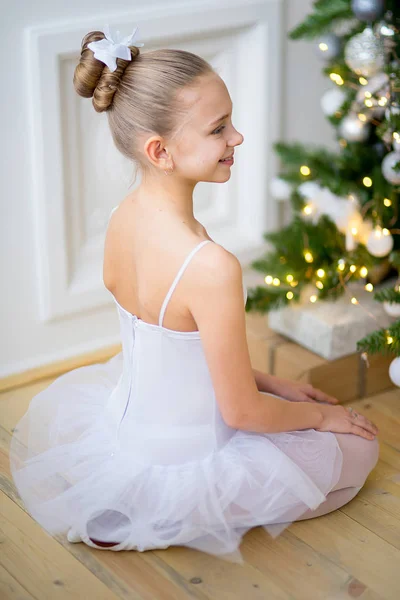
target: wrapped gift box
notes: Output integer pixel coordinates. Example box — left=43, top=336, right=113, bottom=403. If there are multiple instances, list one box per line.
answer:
left=267, top=281, right=394, bottom=361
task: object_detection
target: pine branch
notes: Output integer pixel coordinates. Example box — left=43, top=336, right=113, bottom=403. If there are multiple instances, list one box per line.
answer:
left=374, top=288, right=400, bottom=304
left=289, top=0, right=353, bottom=40
left=357, top=320, right=400, bottom=357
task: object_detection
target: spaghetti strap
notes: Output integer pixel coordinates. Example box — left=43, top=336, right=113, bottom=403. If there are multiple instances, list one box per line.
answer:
left=158, top=240, right=213, bottom=327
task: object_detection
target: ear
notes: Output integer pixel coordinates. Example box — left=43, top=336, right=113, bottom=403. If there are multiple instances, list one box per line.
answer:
left=144, top=136, right=170, bottom=169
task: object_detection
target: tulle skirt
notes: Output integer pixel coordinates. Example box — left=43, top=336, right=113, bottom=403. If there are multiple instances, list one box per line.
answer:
left=9, top=352, right=343, bottom=564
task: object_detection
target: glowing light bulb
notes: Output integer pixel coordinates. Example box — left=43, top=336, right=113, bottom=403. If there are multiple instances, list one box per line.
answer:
left=303, top=204, right=313, bottom=215
left=265, top=275, right=273, bottom=284
left=300, top=165, right=311, bottom=176
left=351, top=227, right=358, bottom=235
left=365, top=283, right=374, bottom=291
left=319, top=42, right=328, bottom=51
left=382, top=228, right=390, bottom=236
left=286, top=291, right=294, bottom=300
left=349, top=265, right=357, bottom=273
left=304, top=251, right=314, bottom=263
left=364, top=99, right=373, bottom=108
left=310, top=295, right=317, bottom=303
left=316, top=281, right=324, bottom=289
left=290, top=280, right=298, bottom=287
left=273, top=278, right=280, bottom=286
left=363, top=177, right=372, bottom=187
left=384, top=198, right=392, bottom=207
left=316, top=269, right=325, bottom=278
left=387, top=335, right=393, bottom=345
left=378, top=97, right=387, bottom=106
left=360, top=266, right=368, bottom=277
left=338, top=262, right=346, bottom=271
left=286, top=274, right=294, bottom=283
left=351, top=297, right=358, bottom=305
left=359, top=77, right=368, bottom=85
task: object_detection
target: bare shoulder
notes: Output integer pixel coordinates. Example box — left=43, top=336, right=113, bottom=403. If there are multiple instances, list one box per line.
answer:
left=188, top=241, right=243, bottom=289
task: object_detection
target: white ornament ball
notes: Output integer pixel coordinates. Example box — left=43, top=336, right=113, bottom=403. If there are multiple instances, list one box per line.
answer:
left=385, top=104, right=400, bottom=120
left=321, top=88, right=347, bottom=116
left=382, top=151, right=400, bottom=185
left=366, top=227, right=394, bottom=257
left=344, top=27, right=385, bottom=78
left=383, top=301, right=400, bottom=318
left=269, top=177, right=292, bottom=201
left=339, top=114, right=370, bottom=142
left=389, top=356, right=400, bottom=387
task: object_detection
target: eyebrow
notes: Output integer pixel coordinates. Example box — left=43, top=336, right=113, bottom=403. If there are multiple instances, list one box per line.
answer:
left=208, top=110, right=232, bottom=127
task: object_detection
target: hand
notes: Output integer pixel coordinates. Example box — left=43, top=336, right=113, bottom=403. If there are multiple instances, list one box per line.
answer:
left=317, top=404, right=379, bottom=440
left=268, top=376, right=339, bottom=405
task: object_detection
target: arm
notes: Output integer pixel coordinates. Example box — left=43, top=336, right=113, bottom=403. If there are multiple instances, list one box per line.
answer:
left=187, top=246, right=324, bottom=434
left=252, top=368, right=275, bottom=393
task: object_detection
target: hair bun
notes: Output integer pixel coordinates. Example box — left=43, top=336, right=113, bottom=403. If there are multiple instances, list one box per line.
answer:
left=73, top=30, right=139, bottom=112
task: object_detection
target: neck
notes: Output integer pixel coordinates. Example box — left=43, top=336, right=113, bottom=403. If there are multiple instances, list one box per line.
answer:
left=133, top=173, right=202, bottom=232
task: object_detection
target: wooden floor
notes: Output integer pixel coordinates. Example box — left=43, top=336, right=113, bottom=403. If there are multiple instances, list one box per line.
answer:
left=0, top=376, right=399, bottom=600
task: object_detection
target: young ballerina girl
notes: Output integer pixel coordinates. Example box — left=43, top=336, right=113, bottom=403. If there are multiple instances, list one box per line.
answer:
left=9, top=25, right=380, bottom=564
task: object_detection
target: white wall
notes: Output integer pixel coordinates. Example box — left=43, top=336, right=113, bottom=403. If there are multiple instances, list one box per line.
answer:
left=1, top=0, right=336, bottom=378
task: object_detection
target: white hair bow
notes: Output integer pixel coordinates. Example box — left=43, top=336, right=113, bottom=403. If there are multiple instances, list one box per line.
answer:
left=87, top=24, right=144, bottom=72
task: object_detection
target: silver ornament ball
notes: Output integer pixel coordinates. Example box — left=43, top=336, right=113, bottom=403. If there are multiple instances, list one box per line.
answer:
left=315, top=33, right=341, bottom=61
left=351, top=0, right=384, bottom=22
left=344, top=26, right=385, bottom=77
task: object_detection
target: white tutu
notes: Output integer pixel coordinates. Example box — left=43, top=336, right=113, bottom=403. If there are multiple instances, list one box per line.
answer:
left=9, top=239, right=343, bottom=564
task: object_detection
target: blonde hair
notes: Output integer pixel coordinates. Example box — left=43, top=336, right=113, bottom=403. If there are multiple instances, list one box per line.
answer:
left=73, top=30, right=215, bottom=179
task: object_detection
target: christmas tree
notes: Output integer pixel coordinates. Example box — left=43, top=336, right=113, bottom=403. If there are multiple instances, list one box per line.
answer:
left=247, top=0, right=400, bottom=382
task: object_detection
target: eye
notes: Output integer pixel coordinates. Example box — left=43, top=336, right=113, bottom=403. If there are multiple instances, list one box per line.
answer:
left=212, top=125, right=225, bottom=135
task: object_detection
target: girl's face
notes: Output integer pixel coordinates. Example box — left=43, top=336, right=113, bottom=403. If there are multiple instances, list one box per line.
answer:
left=171, top=74, right=244, bottom=183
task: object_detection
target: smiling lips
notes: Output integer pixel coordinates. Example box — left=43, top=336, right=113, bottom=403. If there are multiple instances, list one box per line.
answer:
left=219, top=153, right=234, bottom=162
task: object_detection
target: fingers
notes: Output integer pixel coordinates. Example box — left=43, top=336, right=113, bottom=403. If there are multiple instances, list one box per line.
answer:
left=350, top=424, right=376, bottom=440
left=347, top=409, right=379, bottom=437
left=308, top=386, right=339, bottom=405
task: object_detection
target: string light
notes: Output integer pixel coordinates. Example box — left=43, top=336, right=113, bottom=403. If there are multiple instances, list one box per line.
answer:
left=273, top=278, right=280, bottom=286
left=384, top=198, right=392, bottom=207
left=359, top=77, right=368, bottom=85
left=303, top=204, right=313, bottom=215
left=289, top=280, right=298, bottom=287
left=360, top=266, right=368, bottom=277
left=316, top=268, right=325, bottom=278
left=387, top=334, right=394, bottom=345
left=316, top=281, right=324, bottom=289
left=338, top=259, right=346, bottom=271
left=310, top=295, right=317, bottom=303
left=286, top=274, right=294, bottom=283
left=329, top=73, right=344, bottom=85
left=358, top=113, right=367, bottom=122
left=319, top=42, right=328, bottom=52
left=349, top=264, right=357, bottom=273
left=364, top=91, right=372, bottom=98
left=365, top=283, right=374, bottom=292
left=286, top=291, right=294, bottom=300
left=265, top=275, right=273, bottom=284
left=351, top=297, right=358, bottom=305
left=363, top=176, right=372, bottom=187
left=364, top=99, right=373, bottom=108
left=378, top=96, right=388, bottom=106
left=300, top=165, right=311, bottom=176
left=304, top=250, right=314, bottom=263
